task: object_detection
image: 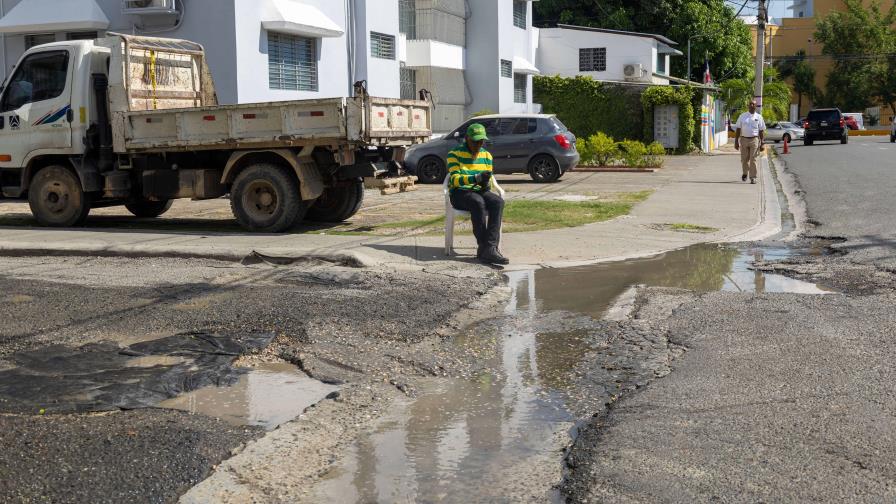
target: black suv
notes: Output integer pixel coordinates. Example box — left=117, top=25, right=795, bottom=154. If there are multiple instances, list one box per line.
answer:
left=803, top=108, right=848, bottom=145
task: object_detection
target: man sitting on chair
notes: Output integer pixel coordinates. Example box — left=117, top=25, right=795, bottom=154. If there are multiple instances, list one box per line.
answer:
left=447, top=123, right=509, bottom=265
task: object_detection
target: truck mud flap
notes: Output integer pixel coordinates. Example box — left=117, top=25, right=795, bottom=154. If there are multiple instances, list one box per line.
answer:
left=363, top=175, right=418, bottom=195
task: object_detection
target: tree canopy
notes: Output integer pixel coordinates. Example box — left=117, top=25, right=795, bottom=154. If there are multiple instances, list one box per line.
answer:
left=814, top=0, right=896, bottom=112
left=534, top=0, right=754, bottom=82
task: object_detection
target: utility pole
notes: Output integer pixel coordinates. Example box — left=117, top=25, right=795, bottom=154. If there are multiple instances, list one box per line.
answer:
left=754, top=0, right=767, bottom=111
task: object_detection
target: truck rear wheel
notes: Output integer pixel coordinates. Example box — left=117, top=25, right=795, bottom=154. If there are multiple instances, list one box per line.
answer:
left=306, top=181, right=365, bottom=223
left=230, top=163, right=306, bottom=232
left=28, top=166, right=91, bottom=227
left=125, top=199, right=173, bottom=218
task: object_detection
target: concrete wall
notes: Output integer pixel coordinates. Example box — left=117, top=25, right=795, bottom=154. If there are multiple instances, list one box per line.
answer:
left=0, top=0, right=238, bottom=103
left=353, top=0, right=400, bottom=98
left=538, top=28, right=660, bottom=84
left=233, top=0, right=350, bottom=103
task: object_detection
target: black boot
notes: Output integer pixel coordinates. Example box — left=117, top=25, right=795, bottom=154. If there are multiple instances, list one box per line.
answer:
left=479, top=247, right=509, bottom=265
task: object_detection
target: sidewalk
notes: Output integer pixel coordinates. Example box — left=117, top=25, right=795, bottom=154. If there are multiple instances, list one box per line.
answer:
left=0, top=149, right=778, bottom=268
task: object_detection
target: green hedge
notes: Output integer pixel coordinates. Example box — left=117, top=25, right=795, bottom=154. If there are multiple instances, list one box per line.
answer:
left=641, top=86, right=696, bottom=154
left=534, top=75, right=644, bottom=141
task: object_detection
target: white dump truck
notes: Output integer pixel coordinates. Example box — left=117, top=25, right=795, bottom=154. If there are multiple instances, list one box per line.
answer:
left=0, top=34, right=430, bottom=231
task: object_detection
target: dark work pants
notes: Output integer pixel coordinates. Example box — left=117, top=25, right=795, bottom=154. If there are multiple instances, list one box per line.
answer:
left=450, top=189, right=505, bottom=251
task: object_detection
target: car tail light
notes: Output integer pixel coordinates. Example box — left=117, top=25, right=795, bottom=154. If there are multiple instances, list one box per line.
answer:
left=803, top=120, right=809, bottom=129
left=553, top=134, right=571, bottom=150
left=840, top=118, right=845, bottom=128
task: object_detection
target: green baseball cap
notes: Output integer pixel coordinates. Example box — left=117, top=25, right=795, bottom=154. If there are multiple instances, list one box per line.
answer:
left=466, top=123, right=488, bottom=141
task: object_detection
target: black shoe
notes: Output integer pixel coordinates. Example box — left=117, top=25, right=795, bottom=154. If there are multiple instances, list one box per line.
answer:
left=742, top=174, right=747, bottom=182
left=750, top=177, right=756, bottom=184
left=478, top=247, right=509, bottom=265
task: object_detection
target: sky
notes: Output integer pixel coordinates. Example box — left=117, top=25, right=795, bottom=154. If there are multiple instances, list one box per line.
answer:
left=726, top=0, right=793, bottom=23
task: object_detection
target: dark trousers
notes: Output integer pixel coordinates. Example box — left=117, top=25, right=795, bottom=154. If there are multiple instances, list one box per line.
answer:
left=450, top=189, right=505, bottom=251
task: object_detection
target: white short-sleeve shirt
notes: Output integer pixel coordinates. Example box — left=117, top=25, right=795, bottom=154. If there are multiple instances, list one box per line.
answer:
left=736, top=112, right=766, bottom=138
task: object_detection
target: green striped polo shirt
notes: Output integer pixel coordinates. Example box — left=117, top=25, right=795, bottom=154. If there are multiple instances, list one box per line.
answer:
left=447, top=143, right=493, bottom=192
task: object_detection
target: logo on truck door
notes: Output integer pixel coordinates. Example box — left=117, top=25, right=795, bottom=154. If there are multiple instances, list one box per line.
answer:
left=32, top=105, right=71, bottom=127
left=9, top=115, right=20, bottom=130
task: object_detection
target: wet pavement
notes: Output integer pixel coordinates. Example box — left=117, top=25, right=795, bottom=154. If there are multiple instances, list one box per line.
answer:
left=305, top=242, right=832, bottom=502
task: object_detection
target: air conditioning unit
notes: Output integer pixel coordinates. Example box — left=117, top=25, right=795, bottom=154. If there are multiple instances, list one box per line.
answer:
left=623, top=63, right=645, bottom=81
left=122, top=0, right=178, bottom=15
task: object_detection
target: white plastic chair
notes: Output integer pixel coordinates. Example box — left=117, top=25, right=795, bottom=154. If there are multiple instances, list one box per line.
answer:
left=444, top=174, right=505, bottom=256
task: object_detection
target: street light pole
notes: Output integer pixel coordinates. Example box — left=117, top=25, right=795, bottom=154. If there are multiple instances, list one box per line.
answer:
left=754, top=0, right=767, bottom=110
left=687, top=34, right=706, bottom=83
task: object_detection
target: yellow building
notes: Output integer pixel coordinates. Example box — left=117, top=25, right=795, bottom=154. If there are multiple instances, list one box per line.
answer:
left=744, top=0, right=895, bottom=125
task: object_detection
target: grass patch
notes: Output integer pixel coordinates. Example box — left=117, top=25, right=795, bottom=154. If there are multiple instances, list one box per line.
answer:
left=501, top=199, right=635, bottom=232
left=616, top=190, right=653, bottom=203
left=375, top=216, right=445, bottom=229
left=667, top=222, right=719, bottom=233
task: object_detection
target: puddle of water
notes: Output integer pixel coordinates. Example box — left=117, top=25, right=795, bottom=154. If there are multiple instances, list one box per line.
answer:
left=309, top=243, right=832, bottom=502
left=124, top=355, right=193, bottom=368
left=159, top=362, right=338, bottom=430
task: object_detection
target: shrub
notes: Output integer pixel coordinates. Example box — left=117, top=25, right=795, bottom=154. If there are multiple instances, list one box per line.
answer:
left=643, top=141, right=666, bottom=168
left=534, top=75, right=644, bottom=141
left=590, top=132, right=619, bottom=166
left=618, top=140, right=647, bottom=167
left=576, top=137, right=596, bottom=165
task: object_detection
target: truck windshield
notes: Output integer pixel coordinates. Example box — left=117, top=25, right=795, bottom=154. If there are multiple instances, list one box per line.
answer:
left=0, top=50, right=69, bottom=112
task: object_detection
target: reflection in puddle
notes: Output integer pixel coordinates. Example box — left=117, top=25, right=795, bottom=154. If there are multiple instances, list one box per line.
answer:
left=310, top=244, right=832, bottom=502
left=159, top=363, right=338, bottom=430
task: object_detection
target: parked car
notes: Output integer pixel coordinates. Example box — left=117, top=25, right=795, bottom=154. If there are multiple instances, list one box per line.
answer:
left=802, top=108, right=849, bottom=145
left=404, top=114, right=580, bottom=183
left=765, top=122, right=804, bottom=143
left=842, top=112, right=864, bottom=130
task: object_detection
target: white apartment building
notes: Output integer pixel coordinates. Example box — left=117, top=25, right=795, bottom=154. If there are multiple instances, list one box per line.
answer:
left=537, top=25, right=682, bottom=85
left=0, top=0, right=540, bottom=132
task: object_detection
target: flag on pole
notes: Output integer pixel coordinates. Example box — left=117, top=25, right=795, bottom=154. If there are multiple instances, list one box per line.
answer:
left=703, top=60, right=713, bottom=85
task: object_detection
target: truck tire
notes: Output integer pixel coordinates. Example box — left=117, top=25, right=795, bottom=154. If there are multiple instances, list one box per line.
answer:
left=306, top=181, right=365, bottom=223
left=230, top=163, right=306, bottom=232
left=28, top=165, right=91, bottom=227
left=125, top=199, right=173, bottom=218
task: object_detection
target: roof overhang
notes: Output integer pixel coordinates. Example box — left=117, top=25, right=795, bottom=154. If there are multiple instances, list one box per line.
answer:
left=262, top=0, right=344, bottom=38
left=0, top=0, right=109, bottom=34
left=513, top=56, right=540, bottom=76
left=658, top=43, right=683, bottom=56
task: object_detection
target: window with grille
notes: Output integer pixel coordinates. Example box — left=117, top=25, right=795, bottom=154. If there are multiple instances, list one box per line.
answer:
left=514, top=74, right=527, bottom=104
left=500, top=59, right=512, bottom=78
left=371, top=32, right=396, bottom=60
left=579, top=47, right=607, bottom=72
left=268, top=32, right=318, bottom=91
left=399, top=0, right=416, bottom=39
left=25, top=34, right=55, bottom=49
left=66, top=32, right=97, bottom=41
left=400, top=65, right=417, bottom=100
left=513, top=1, right=527, bottom=29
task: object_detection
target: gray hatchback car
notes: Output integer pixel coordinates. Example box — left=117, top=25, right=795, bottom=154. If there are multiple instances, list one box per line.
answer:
left=403, top=114, right=580, bottom=183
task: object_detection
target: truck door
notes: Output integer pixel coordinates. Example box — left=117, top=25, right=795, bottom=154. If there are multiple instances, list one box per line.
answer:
left=0, top=49, right=73, bottom=168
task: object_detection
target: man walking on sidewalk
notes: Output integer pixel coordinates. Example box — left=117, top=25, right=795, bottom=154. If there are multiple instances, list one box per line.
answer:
left=734, top=100, right=766, bottom=184
left=448, top=123, right=508, bottom=265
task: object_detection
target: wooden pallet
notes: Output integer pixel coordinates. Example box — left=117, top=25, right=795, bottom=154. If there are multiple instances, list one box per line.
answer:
left=364, top=175, right=419, bottom=195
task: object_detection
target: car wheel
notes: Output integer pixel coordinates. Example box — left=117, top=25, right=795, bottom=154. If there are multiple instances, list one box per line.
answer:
left=841, top=134, right=848, bottom=144
left=415, top=156, right=446, bottom=184
left=804, top=138, right=813, bottom=146
left=28, top=165, right=91, bottom=227
left=528, top=154, right=561, bottom=183
left=890, top=134, right=895, bottom=143
left=783, top=134, right=791, bottom=143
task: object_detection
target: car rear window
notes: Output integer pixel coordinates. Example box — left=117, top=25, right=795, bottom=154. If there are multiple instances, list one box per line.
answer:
left=808, top=110, right=839, bottom=122
left=546, top=117, right=568, bottom=133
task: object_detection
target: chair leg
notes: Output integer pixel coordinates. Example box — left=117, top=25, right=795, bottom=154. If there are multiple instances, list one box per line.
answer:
left=445, top=214, right=454, bottom=256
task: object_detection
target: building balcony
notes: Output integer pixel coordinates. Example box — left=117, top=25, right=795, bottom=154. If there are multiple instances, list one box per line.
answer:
left=405, top=39, right=464, bottom=70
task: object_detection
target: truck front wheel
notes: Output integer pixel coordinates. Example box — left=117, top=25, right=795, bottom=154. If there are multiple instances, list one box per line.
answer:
left=306, top=181, right=365, bottom=223
left=230, top=163, right=306, bottom=232
left=125, top=199, right=173, bottom=218
left=28, top=165, right=91, bottom=227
